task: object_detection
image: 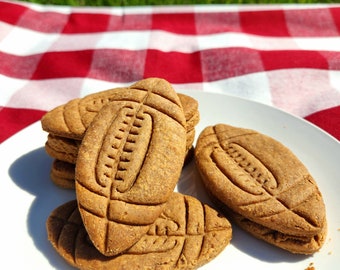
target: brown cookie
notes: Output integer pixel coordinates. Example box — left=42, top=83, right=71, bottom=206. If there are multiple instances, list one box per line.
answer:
left=50, top=159, right=76, bottom=189
left=45, top=123, right=196, bottom=165
left=195, top=123, right=327, bottom=254
left=179, top=92, right=200, bottom=132
left=213, top=195, right=327, bottom=254
left=75, top=78, right=187, bottom=256
left=49, top=143, right=195, bottom=190
left=46, top=193, right=232, bottom=270
left=45, top=134, right=81, bottom=164
left=41, top=83, right=199, bottom=141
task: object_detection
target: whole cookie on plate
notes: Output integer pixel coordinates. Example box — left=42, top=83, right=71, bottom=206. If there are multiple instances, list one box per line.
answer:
left=75, top=78, right=187, bottom=256
left=46, top=193, right=232, bottom=270
left=194, top=123, right=327, bottom=254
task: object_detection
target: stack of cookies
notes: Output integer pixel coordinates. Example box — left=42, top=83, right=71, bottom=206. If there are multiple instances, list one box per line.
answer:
left=42, top=81, right=200, bottom=189
left=42, top=78, right=232, bottom=269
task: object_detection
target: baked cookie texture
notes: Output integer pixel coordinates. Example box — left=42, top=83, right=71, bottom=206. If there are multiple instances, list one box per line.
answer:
left=75, top=78, right=187, bottom=256
left=43, top=90, right=199, bottom=190
left=42, top=92, right=199, bottom=190
left=41, top=88, right=199, bottom=141
left=46, top=193, right=232, bottom=270
left=45, top=102, right=197, bottom=166
left=194, top=123, right=327, bottom=254
left=50, top=159, right=75, bottom=189
left=50, top=145, right=194, bottom=190
left=45, top=134, right=80, bottom=164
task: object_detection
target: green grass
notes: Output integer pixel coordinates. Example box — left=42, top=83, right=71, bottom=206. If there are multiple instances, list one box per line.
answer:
left=19, top=0, right=340, bottom=6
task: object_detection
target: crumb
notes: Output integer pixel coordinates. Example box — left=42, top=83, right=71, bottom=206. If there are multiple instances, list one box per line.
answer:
left=328, top=251, right=332, bottom=255
left=305, top=262, right=315, bottom=270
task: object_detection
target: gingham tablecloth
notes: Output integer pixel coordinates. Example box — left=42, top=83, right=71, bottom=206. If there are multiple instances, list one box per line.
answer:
left=1, top=0, right=340, bottom=143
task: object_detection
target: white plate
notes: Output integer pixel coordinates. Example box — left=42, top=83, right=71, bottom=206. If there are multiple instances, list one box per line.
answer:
left=0, top=91, right=339, bottom=270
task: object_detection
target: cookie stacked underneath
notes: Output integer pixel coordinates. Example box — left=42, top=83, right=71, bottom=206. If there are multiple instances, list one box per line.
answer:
left=194, top=124, right=327, bottom=255
left=43, top=78, right=232, bottom=269
left=42, top=92, right=199, bottom=190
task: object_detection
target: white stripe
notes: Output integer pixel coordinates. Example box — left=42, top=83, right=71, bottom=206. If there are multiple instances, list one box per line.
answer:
left=81, top=78, right=206, bottom=99
left=266, top=68, right=340, bottom=117
left=82, top=72, right=273, bottom=106
left=148, top=30, right=198, bottom=53
left=0, top=75, right=27, bottom=106
left=1, top=75, right=84, bottom=110
left=95, top=31, right=151, bottom=51
left=2, top=23, right=340, bottom=57
left=8, top=0, right=153, bottom=15
left=294, top=37, right=340, bottom=52
left=3, top=69, right=340, bottom=115
left=5, top=0, right=72, bottom=14
left=197, top=32, right=253, bottom=51
left=80, top=79, right=130, bottom=97
left=0, top=22, right=60, bottom=55
left=201, top=72, right=273, bottom=107
left=329, top=70, right=340, bottom=94
left=199, top=33, right=340, bottom=52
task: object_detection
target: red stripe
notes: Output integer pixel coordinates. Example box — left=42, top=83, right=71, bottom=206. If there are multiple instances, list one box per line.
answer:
left=61, top=12, right=199, bottom=34
left=200, top=47, right=263, bottom=81
left=330, top=7, right=340, bottom=33
left=260, top=50, right=329, bottom=71
left=201, top=48, right=330, bottom=81
left=151, top=13, right=197, bottom=34
left=1, top=49, right=336, bottom=81
left=144, top=50, right=203, bottom=83
left=284, top=8, right=340, bottom=37
left=0, top=51, right=41, bottom=79
left=107, top=14, right=152, bottom=31
left=18, top=8, right=68, bottom=33
left=0, top=2, right=27, bottom=25
left=88, top=49, right=146, bottom=83
left=31, top=50, right=94, bottom=79
left=196, top=11, right=241, bottom=35
left=305, top=106, right=340, bottom=140
left=62, top=13, right=110, bottom=33
left=0, top=2, right=152, bottom=34
left=0, top=107, right=46, bottom=143
left=240, top=10, right=290, bottom=37
left=2, top=2, right=339, bottom=37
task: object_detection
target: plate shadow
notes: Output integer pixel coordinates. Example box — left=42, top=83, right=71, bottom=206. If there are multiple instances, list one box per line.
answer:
left=9, top=147, right=76, bottom=269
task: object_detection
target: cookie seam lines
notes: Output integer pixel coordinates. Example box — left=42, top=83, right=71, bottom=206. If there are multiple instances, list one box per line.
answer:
left=212, top=150, right=319, bottom=226
left=211, top=134, right=321, bottom=229
left=134, top=86, right=186, bottom=128
left=96, top=104, right=147, bottom=191
left=225, top=143, right=278, bottom=190
left=83, top=88, right=185, bottom=135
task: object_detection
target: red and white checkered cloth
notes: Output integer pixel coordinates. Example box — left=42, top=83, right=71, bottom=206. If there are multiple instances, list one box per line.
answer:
left=1, top=0, right=340, bottom=143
